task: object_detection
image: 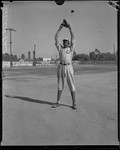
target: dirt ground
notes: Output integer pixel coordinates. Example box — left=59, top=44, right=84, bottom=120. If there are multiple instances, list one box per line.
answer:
left=2, top=64, right=118, bottom=145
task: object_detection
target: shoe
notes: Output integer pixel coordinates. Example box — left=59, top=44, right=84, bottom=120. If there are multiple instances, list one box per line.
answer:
left=71, top=91, right=77, bottom=110
left=51, top=102, right=60, bottom=108
left=72, top=105, right=77, bottom=110
left=57, top=101, right=60, bottom=104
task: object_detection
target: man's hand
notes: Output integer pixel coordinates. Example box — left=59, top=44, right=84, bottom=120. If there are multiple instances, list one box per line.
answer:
left=62, top=19, right=71, bottom=28
left=66, top=23, right=70, bottom=28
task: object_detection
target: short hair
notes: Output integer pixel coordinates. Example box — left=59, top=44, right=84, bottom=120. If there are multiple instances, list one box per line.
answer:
left=63, top=38, right=69, bottom=42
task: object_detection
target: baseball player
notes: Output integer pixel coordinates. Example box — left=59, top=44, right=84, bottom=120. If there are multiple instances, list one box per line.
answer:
left=52, top=19, right=77, bottom=109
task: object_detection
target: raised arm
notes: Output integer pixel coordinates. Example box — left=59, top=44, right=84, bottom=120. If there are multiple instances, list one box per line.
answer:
left=54, top=24, right=63, bottom=50
left=68, top=25, right=75, bottom=50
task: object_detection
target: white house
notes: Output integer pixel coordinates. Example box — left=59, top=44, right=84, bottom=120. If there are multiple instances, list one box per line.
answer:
left=43, top=58, right=51, bottom=62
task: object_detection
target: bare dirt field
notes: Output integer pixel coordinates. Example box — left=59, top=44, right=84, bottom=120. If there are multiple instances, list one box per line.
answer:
left=2, top=64, right=118, bottom=145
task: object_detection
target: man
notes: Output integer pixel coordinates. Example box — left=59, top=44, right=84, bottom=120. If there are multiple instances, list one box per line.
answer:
left=52, top=19, right=77, bottom=109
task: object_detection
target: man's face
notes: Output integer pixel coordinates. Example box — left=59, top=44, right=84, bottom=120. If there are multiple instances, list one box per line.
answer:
left=63, top=40, right=69, bottom=48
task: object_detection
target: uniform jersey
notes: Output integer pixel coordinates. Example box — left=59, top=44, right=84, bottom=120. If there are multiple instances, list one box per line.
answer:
left=59, top=47, right=73, bottom=64
left=55, top=41, right=75, bottom=63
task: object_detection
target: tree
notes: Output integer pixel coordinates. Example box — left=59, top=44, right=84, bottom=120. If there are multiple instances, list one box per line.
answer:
left=94, top=49, right=101, bottom=61
left=3, top=53, right=19, bottom=61
left=72, top=53, right=90, bottom=61
left=72, top=54, right=80, bottom=61
left=12, top=55, right=18, bottom=61
left=37, top=57, right=43, bottom=61
left=21, top=54, right=25, bottom=60
left=105, top=52, right=115, bottom=60
left=99, top=53, right=105, bottom=61
left=89, top=51, right=96, bottom=61
left=94, top=48, right=100, bottom=55
left=3, top=53, right=10, bottom=60
left=28, top=51, right=31, bottom=60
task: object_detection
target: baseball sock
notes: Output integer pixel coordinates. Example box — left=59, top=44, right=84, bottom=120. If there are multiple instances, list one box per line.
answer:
left=57, top=90, right=62, bottom=104
left=71, top=91, right=77, bottom=109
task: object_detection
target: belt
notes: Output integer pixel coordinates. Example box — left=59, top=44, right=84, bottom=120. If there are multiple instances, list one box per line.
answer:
left=60, top=62, right=70, bottom=66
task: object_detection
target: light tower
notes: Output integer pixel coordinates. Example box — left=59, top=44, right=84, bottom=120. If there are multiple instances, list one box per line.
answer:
left=28, top=51, right=31, bottom=60
left=33, top=44, right=36, bottom=66
left=6, top=28, right=16, bottom=67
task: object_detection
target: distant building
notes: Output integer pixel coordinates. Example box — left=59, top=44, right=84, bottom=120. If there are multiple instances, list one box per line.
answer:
left=43, top=58, right=51, bottom=62
left=2, top=57, right=53, bottom=67
left=17, top=59, right=32, bottom=66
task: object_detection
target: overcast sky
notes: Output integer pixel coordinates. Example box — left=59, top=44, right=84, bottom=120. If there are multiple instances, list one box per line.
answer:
left=3, top=1, right=117, bottom=58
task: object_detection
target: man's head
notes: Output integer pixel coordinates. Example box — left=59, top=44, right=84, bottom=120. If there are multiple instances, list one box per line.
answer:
left=63, top=38, right=69, bottom=48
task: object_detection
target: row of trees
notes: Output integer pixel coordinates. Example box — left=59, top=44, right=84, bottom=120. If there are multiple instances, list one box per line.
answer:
left=2, top=49, right=117, bottom=62
left=2, top=53, right=44, bottom=61
left=2, top=53, right=30, bottom=61
left=73, top=52, right=116, bottom=61
left=3, top=53, right=19, bottom=61
left=73, top=49, right=117, bottom=61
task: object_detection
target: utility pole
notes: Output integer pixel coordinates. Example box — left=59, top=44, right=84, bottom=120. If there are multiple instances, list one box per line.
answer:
left=33, top=44, right=36, bottom=60
left=55, top=55, right=57, bottom=65
left=113, top=44, right=116, bottom=60
left=33, top=44, right=36, bottom=66
left=28, top=51, right=31, bottom=60
left=6, top=28, right=16, bottom=67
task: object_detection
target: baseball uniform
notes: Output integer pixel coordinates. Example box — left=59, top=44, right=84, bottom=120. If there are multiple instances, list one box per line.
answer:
left=56, top=41, right=75, bottom=92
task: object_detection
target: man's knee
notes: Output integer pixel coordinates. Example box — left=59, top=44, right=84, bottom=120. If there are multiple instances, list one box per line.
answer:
left=71, top=87, right=75, bottom=92
left=69, top=84, right=75, bottom=92
left=58, top=86, right=64, bottom=91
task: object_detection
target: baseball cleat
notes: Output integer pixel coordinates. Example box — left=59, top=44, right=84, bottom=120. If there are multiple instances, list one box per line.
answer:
left=72, top=105, right=77, bottom=110
left=51, top=102, right=60, bottom=108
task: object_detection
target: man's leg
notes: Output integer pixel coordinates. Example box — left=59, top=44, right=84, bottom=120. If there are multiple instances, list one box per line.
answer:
left=57, top=66, right=65, bottom=104
left=67, top=66, right=77, bottom=109
left=57, top=90, right=62, bottom=104
left=52, top=65, right=64, bottom=108
left=52, top=89, right=63, bottom=108
left=71, top=91, right=77, bottom=109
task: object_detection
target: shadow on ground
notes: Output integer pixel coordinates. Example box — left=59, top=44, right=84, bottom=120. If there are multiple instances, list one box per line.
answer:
left=5, top=95, right=71, bottom=108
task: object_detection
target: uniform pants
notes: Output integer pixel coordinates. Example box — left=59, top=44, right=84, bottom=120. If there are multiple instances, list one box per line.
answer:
left=57, top=64, right=75, bottom=92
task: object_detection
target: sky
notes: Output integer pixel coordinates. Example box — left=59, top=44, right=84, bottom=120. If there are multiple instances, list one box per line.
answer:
left=2, top=1, right=117, bottom=58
